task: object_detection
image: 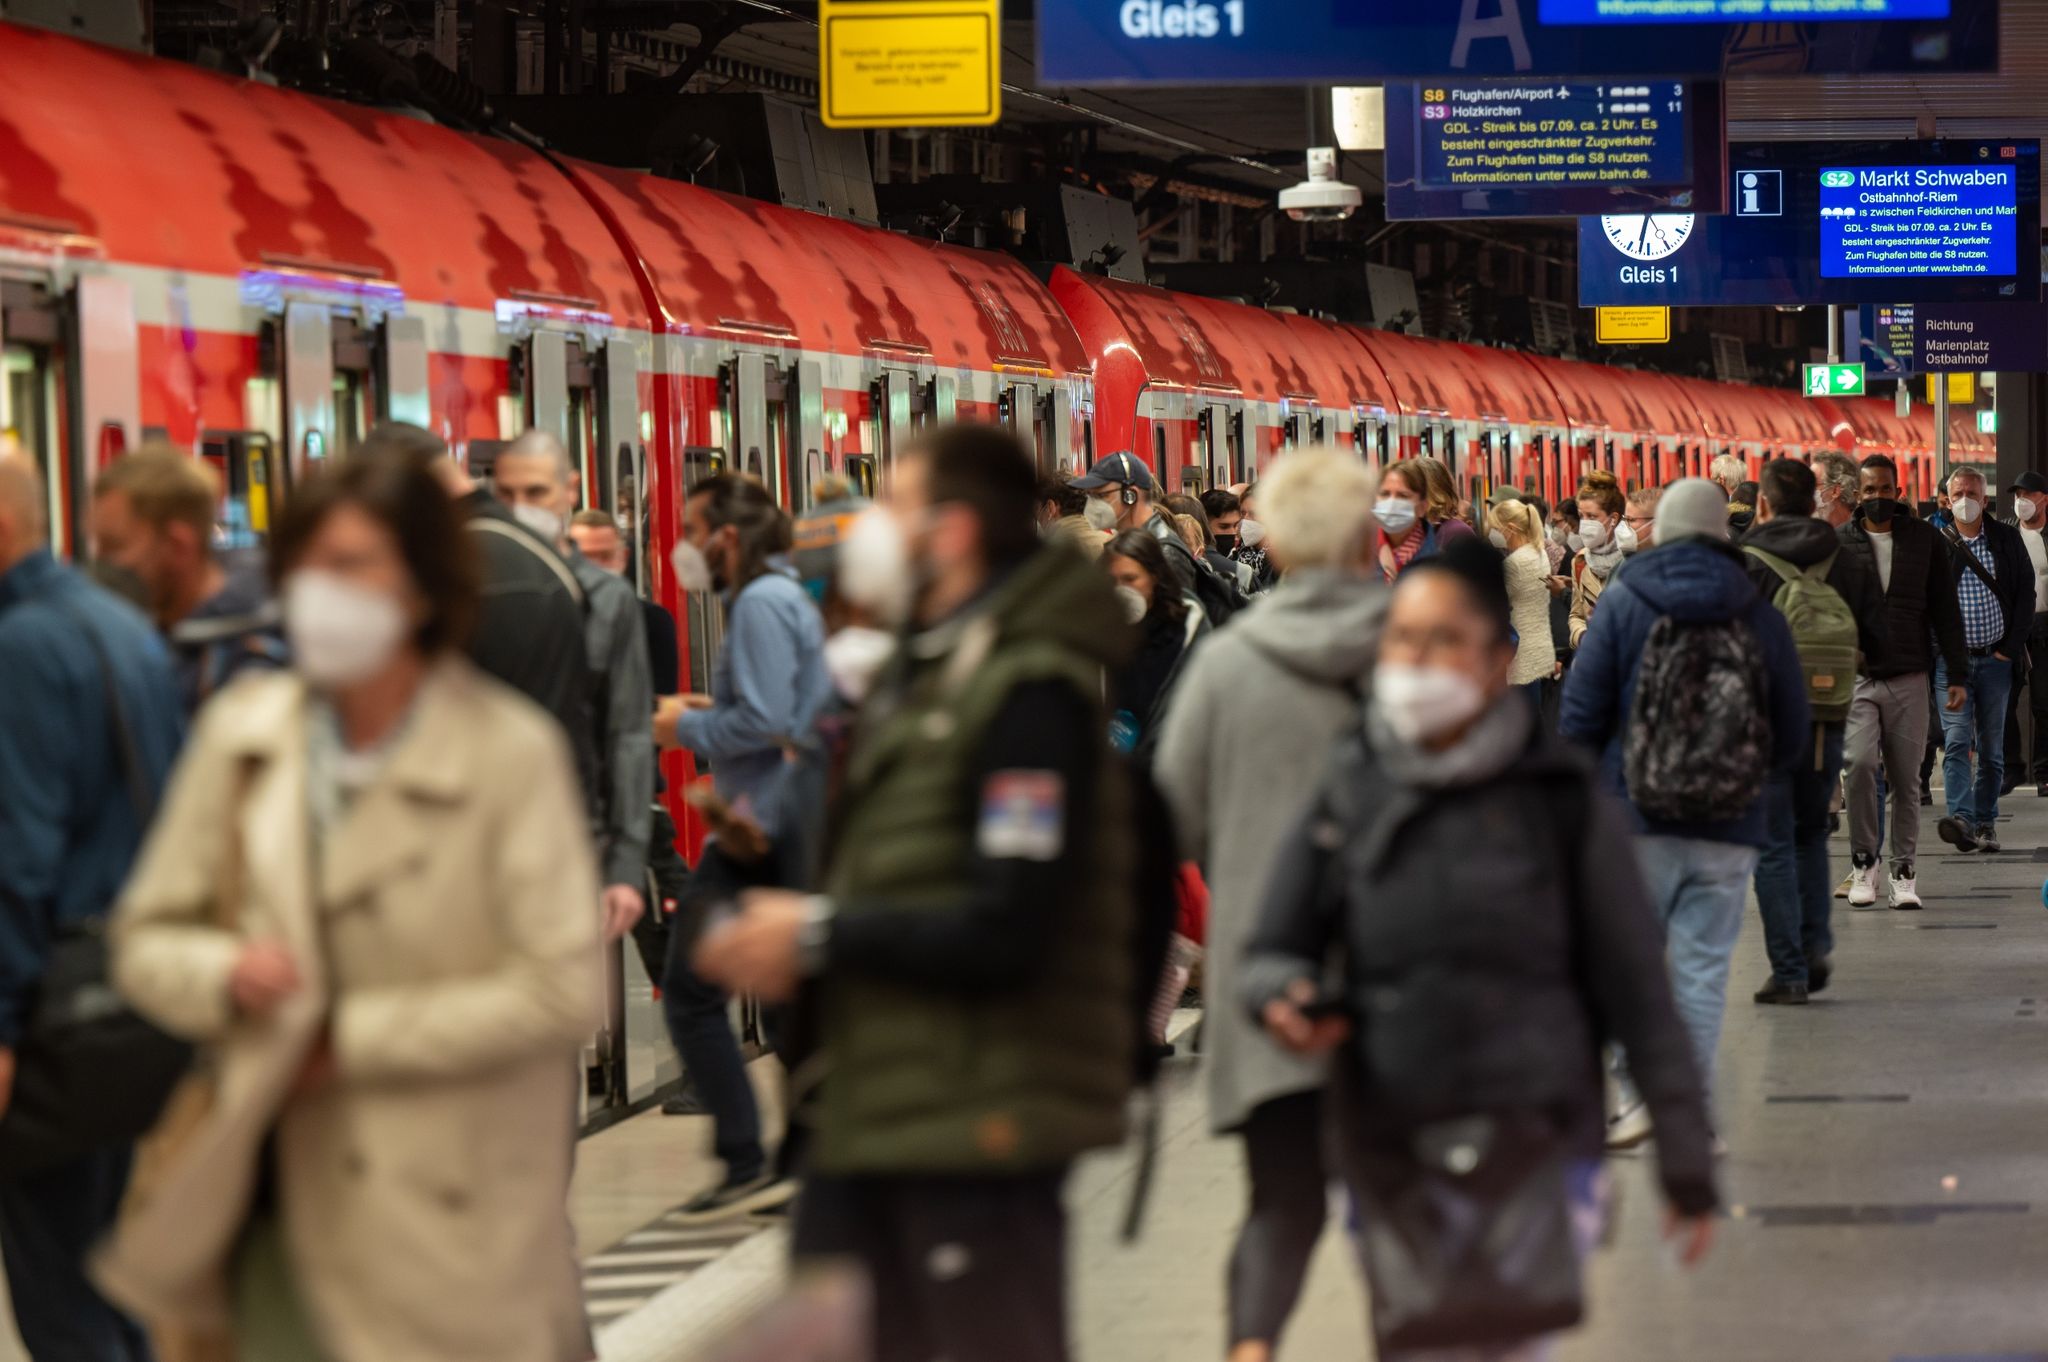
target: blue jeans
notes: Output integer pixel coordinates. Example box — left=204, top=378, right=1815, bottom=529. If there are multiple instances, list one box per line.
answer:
left=1935, top=654, right=2014, bottom=828
left=663, top=921, right=766, bottom=1183
left=1754, top=723, right=1846, bottom=987
left=0, top=1146, right=152, bottom=1361
left=1632, top=836, right=1759, bottom=1110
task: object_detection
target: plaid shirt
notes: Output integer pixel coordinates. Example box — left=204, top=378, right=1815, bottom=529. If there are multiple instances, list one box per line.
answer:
left=1957, top=530, right=2003, bottom=650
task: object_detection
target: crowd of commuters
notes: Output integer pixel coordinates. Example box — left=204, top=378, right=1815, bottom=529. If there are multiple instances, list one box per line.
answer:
left=0, top=413, right=2035, bottom=1362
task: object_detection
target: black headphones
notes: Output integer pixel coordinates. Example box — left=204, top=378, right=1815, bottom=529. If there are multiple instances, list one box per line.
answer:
left=1121, top=482, right=1138, bottom=507
left=1116, top=452, right=1139, bottom=506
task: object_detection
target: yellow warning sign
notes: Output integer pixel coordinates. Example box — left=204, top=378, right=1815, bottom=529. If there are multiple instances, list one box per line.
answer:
left=1595, top=307, right=1672, bottom=345
left=820, top=0, right=1002, bottom=129
left=1926, top=372, right=1976, bottom=405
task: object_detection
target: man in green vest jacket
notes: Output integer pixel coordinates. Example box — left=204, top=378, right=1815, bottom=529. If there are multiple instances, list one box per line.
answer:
left=696, top=423, right=1137, bottom=1362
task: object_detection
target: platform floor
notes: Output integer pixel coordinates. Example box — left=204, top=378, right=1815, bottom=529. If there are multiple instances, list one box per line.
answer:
left=1070, top=786, right=2048, bottom=1362
left=1, top=784, right=2041, bottom=1360
left=599, top=784, right=2048, bottom=1361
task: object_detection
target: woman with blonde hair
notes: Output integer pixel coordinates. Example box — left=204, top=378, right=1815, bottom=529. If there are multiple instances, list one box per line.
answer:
left=1153, top=446, right=1387, bottom=1362
left=1569, top=468, right=1630, bottom=649
left=1488, top=496, right=1561, bottom=707
left=1373, top=457, right=1475, bottom=583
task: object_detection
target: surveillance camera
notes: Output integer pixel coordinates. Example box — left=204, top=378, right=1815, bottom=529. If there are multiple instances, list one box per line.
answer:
left=1278, top=147, right=1362, bottom=224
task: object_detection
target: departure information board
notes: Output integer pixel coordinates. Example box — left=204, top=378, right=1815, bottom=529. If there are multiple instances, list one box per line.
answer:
left=1541, top=0, right=1948, bottom=22
left=1579, top=139, right=2040, bottom=307
left=1417, top=83, right=1689, bottom=188
left=1387, top=80, right=1722, bottom=219
left=1818, top=164, right=2019, bottom=278
left=1034, top=0, right=1998, bottom=83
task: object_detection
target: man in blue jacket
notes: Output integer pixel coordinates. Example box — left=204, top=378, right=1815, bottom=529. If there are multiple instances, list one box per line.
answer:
left=1560, top=478, right=1810, bottom=1148
left=0, top=448, right=181, bottom=1360
left=654, top=473, right=831, bottom=1220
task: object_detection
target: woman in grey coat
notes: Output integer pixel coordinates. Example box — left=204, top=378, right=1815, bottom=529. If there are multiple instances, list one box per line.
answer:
left=1152, top=447, right=1386, bottom=1362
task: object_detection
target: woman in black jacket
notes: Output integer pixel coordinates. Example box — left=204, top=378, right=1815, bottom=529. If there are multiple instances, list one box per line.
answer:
left=1241, top=538, right=1717, bottom=1359
left=1104, top=529, right=1208, bottom=753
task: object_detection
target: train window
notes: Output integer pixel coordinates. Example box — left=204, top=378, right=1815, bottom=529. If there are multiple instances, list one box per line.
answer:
left=1379, top=424, right=1390, bottom=460
left=1285, top=413, right=1303, bottom=448
left=1312, top=413, right=1328, bottom=443
left=844, top=454, right=877, bottom=498
left=1420, top=426, right=1434, bottom=454
left=1182, top=465, right=1206, bottom=494
left=1228, top=409, right=1245, bottom=483
left=1153, top=423, right=1167, bottom=475
left=202, top=431, right=278, bottom=549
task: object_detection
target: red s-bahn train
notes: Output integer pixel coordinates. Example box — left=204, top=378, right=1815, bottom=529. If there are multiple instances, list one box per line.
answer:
left=0, top=20, right=1988, bottom=688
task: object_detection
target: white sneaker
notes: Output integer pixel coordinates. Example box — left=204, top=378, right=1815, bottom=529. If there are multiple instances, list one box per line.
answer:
left=1605, top=1100, right=1654, bottom=1151
left=1847, top=862, right=1878, bottom=908
left=1890, top=868, right=1922, bottom=910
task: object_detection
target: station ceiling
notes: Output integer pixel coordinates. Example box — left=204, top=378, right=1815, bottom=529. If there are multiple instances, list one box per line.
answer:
left=692, top=0, right=2048, bottom=198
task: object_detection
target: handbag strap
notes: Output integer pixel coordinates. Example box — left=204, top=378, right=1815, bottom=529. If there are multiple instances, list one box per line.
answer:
left=50, top=594, right=156, bottom=827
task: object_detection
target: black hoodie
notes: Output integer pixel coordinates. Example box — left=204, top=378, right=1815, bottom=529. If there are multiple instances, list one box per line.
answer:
left=1740, top=514, right=1890, bottom=668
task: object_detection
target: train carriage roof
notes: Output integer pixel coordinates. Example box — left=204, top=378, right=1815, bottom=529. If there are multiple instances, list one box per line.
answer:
left=1342, top=329, right=1555, bottom=426
left=1048, top=269, right=1388, bottom=408
left=574, top=166, right=1089, bottom=375
left=0, top=22, right=641, bottom=321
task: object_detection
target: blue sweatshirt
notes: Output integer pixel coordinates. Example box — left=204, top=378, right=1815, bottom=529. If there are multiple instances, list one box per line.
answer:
left=674, top=561, right=831, bottom=837
left=0, top=551, right=183, bottom=1045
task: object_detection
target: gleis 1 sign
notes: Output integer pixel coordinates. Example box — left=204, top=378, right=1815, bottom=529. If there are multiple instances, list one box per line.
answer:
left=1119, top=0, right=1245, bottom=37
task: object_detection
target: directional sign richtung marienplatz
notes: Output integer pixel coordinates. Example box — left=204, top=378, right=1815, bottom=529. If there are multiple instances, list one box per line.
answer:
left=1804, top=362, right=1865, bottom=398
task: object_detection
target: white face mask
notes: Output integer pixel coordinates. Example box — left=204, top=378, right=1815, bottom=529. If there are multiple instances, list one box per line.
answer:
left=1238, top=516, right=1268, bottom=548
left=284, top=570, right=409, bottom=690
left=1373, top=498, right=1418, bottom=537
left=839, top=506, right=916, bottom=627
left=670, top=539, right=714, bottom=595
left=1548, top=524, right=1569, bottom=546
left=1615, top=522, right=1640, bottom=554
left=1953, top=496, right=1984, bottom=525
left=1373, top=662, right=1488, bottom=745
left=822, top=626, right=895, bottom=704
left=1115, top=584, right=1149, bottom=624
left=1579, top=519, right=1611, bottom=551
left=1487, top=528, right=1509, bottom=550
left=1082, top=498, right=1119, bottom=533
left=511, top=501, right=563, bottom=544
left=1566, top=532, right=1584, bottom=553
left=2017, top=496, right=2039, bottom=523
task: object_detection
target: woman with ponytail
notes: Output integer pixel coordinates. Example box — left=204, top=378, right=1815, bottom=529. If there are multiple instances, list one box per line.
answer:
left=1569, top=469, right=1630, bottom=650
left=1488, top=496, right=1560, bottom=700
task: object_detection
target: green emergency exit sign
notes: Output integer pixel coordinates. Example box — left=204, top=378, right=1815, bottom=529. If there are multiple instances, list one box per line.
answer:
left=1978, top=409, right=1997, bottom=434
left=1804, top=363, right=1865, bottom=398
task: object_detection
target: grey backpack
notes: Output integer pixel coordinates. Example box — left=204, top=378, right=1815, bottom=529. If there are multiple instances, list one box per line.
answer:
left=1623, top=613, right=1772, bottom=824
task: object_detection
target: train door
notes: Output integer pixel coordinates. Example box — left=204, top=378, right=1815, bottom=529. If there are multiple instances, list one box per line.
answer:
left=1198, top=398, right=1244, bottom=491
left=1283, top=398, right=1323, bottom=451
left=1000, top=377, right=1062, bottom=473
left=864, top=366, right=935, bottom=494
left=2, top=272, right=144, bottom=559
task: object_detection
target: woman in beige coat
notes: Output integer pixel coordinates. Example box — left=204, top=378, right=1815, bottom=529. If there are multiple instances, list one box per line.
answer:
left=95, top=437, right=601, bottom=1362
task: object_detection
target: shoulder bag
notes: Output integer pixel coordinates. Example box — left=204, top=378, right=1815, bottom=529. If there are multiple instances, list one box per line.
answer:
left=1349, top=778, right=1590, bottom=1352
left=0, top=601, right=193, bottom=1176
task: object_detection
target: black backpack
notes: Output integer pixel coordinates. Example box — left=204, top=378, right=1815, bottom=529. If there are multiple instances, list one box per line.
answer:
left=1622, top=612, right=1772, bottom=824
left=1189, top=554, right=1246, bottom=627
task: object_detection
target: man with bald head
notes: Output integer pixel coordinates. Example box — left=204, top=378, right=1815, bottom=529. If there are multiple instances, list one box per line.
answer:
left=495, top=429, right=652, bottom=944
left=0, top=450, right=180, bottom=1360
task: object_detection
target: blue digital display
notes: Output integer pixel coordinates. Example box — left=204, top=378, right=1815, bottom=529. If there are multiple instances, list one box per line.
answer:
left=1541, top=0, right=1949, bottom=23
left=1416, top=83, right=1690, bottom=188
left=1035, top=0, right=1997, bottom=82
left=1818, top=164, right=2018, bottom=278
left=1578, top=140, right=2041, bottom=307
left=1385, top=80, right=1725, bottom=220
